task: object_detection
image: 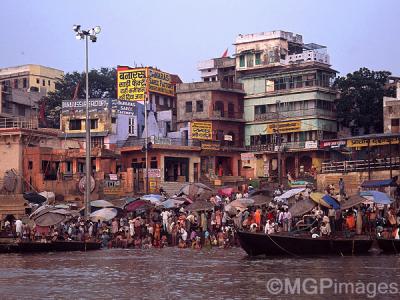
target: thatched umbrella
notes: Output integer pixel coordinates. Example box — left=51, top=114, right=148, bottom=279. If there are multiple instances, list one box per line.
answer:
left=185, top=200, right=214, bottom=212
left=289, top=199, right=316, bottom=217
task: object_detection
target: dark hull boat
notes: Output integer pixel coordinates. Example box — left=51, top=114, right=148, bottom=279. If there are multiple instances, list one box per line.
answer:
left=377, top=238, right=400, bottom=254
left=0, top=240, right=101, bottom=253
left=237, top=231, right=373, bottom=257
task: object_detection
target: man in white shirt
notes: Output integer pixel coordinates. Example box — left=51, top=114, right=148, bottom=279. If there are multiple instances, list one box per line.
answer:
left=15, top=219, right=23, bottom=237
left=265, top=220, right=275, bottom=235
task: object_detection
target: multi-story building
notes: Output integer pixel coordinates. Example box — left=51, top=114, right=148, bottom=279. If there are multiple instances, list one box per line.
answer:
left=383, top=81, right=400, bottom=134
left=0, top=64, right=63, bottom=95
left=197, top=56, right=236, bottom=85
left=235, top=30, right=337, bottom=179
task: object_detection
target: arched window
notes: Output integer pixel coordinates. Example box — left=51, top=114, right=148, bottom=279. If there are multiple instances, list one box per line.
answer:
left=214, top=101, right=224, bottom=117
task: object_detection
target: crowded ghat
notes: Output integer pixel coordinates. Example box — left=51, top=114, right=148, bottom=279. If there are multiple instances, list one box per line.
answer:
left=1, top=176, right=399, bottom=254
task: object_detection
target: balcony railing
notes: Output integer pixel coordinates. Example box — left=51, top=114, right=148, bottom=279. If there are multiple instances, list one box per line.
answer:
left=177, top=81, right=244, bottom=93
left=321, top=157, right=400, bottom=173
left=122, top=137, right=244, bottom=149
left=246, top=141, right=307, bottom=152
left=0, top=116, right=38, bottom=129
left=254, top=108, right=336, bottom=121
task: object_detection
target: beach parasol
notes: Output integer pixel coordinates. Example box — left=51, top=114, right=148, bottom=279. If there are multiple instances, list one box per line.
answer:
left=141, top=194, right=163, bottom=204
left=229, top=198, right=255, bottom=209
left=185, top=200, right=214, bottom=212
left=310, top=192, right=331, bottom=208
left=341, top=195, right=366, bottom=210
left=178, top=183, right=213, bottom=199
left=33, top=212, right=66, bottom=227
left=89, top=207, right=118, bottom=222
left=289, top=198, right=316, bottom=217
left=124, top=200, right=153, bottom=212
left=90, top=199, right=114, bottom=208
left=275, top=188, right=305, bottom=202
left=158, top=199, right=185, bottom=209
left=359, top=191, right=393, bottom=205
left=321, top=194, right=340, bottom=210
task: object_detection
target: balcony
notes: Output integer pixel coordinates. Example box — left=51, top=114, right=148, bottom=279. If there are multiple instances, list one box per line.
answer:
left=121, top=137, right=245, bottom=150
left=254, top=108, right=336, bottom=122
left=321, top=157, right=400, bottom=174
left=176, top=81, right=244, bottom=93
left=0, top=116, right=38, bottom=129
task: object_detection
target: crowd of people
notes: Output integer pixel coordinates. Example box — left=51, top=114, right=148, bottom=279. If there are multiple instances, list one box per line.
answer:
left=2, top=178, right=400, bottom=249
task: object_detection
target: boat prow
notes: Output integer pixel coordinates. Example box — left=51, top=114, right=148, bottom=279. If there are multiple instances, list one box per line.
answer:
left=237, top=231, right=373, bottom=257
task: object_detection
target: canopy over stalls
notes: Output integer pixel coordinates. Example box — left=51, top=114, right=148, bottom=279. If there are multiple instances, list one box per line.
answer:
left=341, top=195, right=366, bottom=210
left=185, top=200, right=214, bottom=212
left=90, top=200, right=114, bottom=208
left=361, top=179, right=397, bottom=188
left=321, top=194, right=340, bottom=210
left=310, top=192, right=330, bottom=208
left=359, top=191, right=393, bottom=205
left=276, top=188, right=305, bottom=202
left=90, top=208, right=118, bottom=222
left=178, top=183, right=213, bottom=200
left=289, top=199, right=316, bottom=217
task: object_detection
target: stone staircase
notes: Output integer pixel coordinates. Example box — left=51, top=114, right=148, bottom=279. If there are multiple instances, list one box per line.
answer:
left=160, top=182, right=187, bottom=196
left=317, top=173, right=361, bottom=196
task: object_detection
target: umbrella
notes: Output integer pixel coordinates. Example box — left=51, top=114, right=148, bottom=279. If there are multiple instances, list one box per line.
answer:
left=90, top=208, right=118, bottom=222
left=50, top=209, right=80, bottom=218
left=229, top=198, right=255, bottom=209
left=39, top=191, right=55, bottom=202
left=276, top=188, right=305, bottom=202
left=124, top=200, right=152, bottom=212
left=23, top=192, right=47, bottom=204
left=90, top=199, right=114, bottom=208
left=178, top=183, right=213, bottom=199
left=218, top=187, right=234, bottom=197
left=159, top=199, right=185, bottom=209
left=34, top=212, right=66, bottom=227
left=141, top=194, right=163, bottom=204
left=249, top=187, right=274, bottom=197
left=341, top=195, right=366, bottom=210
left=253, top=195, right=272, bottom=206
left=224, top=204, right=239, bottom=215
left=185, top=200, right=214, bottom=212
left=310, top=192, right=331, bottom=208
left=54, top=204, right=70, bottom=209
left=321, top=194, right=340, bottom=210
left=359, top=191, right=393, bottom=205
left=289, top=199, right=316, bottom=217
left=29, top=205, right=54, bottom=219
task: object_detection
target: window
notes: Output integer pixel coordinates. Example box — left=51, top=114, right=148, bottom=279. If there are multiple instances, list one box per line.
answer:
left=69, top=119, right=82, bottom=130
left=48, top=80, right=51, bottom=86
left=255, top=105, right=266, bottom=115
left=23, top=78, right=28, bottom=88
left=155, top=95, right=160, bottom=105
left=150, top=157, right=158, bottom=168
left=128, top=117, right=136, bottom=135
left=246, top=54, right=254, bottom=68
left=196, top=100, right=203, bottom=112
left=91, top=137, right=104, bottom=148
left=239, top=55, right=245, bottom=67
left=14, top=79, right=18, bottom=88
left=90, top=119, right=98, bottom=129
left=159, top=96, right=164, bottom=105
left=392, top=119, right=400, bottom=126
left=42, top=79, right=45, bottom=86
left=28, top=161, right=33, bottom=170
left=78, top=162, right=85, bottom=173
left=66, top=161, right=72, bottom=173
left=36, top=78, right=40, bottom=84
left=185, top=101, right=192, bottom=113
left=255, top=53, right=261, bottom=65
left=111, top=117, right=116, bottom=124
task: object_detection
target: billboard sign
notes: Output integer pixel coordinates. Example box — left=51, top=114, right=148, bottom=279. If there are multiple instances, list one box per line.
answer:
left=191, top=121, right=213, bottom=140
left=117, top=67, right=146, bottom=101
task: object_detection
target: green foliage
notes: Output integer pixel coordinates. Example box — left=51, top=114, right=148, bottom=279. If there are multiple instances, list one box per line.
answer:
left=40, top=67, right=116, bottom=128
left=334, top=68, right=395, bottom=135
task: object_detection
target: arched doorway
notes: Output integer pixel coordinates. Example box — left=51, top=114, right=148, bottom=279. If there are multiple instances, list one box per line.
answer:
left=285, top=156, right=295, bottom=179
left=214, top=101, right=224, bottom=117
left=299, top=155, right=312, bottom=175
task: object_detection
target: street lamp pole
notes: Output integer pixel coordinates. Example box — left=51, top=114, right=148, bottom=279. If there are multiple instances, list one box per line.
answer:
left=276, top=100, right=282, bottom=186
left=73, top=24, right=101, bottom=220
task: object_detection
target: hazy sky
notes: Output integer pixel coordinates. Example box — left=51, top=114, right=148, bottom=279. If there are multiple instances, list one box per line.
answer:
left=1, top=0, right=399, bottom=81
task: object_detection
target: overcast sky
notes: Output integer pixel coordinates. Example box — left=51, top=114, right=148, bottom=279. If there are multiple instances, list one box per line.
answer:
left=1, top=0, right=399, bottom=81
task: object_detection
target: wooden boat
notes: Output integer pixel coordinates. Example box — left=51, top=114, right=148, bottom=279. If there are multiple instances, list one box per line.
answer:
left=0, top=240, right=101, bottom=253
left=237, top=231, right=373, bottom=257
left=377, top=238, right=400, bottom=253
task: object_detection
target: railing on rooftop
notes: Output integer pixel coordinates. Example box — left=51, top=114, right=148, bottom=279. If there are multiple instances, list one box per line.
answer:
left=122, top=137, right=245, bottom=149
left=177, top=81, right=243, bottom=92
left=245, top=141, right=307, bottom=152
left=0, top=116, right=38, bottom=129
left=181, top=110, right=244, bottom=121
left=321, top=157, right=400, bottom=173
left=254, top=108, right=336, bottom=121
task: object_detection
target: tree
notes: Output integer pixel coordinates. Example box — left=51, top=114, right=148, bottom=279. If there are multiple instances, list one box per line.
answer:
left=40, top=67, right=117, bottom=128
left=334, top=68, right=395, bottom=135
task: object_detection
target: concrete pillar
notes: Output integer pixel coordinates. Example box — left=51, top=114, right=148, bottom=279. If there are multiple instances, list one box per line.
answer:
left=95, top=157, right=101, bottom=172
left=295, top=153, right=299, bottom=178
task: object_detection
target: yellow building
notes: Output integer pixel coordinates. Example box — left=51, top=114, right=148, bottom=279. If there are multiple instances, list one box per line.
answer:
left=0, top=64, right=64, bottom=95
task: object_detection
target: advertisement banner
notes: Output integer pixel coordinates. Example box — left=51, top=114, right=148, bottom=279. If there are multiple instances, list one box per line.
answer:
left=241, top=153, right=255, bottom=160
left=319, top=140, right=346, bottom=149
left=191, top=121, right=213, bottom=140
left=117, top=67, right=146, bottom=101
left=117, top=100, right=136, bottom=115
left=305, top=141, right=318, bottom=149
left=347, top=137, right=400, bottom=148
left=201, top=142, right=220, bottom=151
left=148, top=68, right=174, bottom=96
left=144, top=169, right=161, bottom=178
left=266, top=121, right=301, bottom=134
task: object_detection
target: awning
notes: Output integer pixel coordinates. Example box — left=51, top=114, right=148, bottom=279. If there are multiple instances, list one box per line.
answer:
left=361, top=179, right=396, bottom=188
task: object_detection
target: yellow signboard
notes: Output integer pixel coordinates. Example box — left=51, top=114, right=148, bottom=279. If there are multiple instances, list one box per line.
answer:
left=347, top=137, right=400, bottom=148
left=117, top=68, right=146, bottom=101
left=148, top=68, right=174, bottom=96
left=191, top=122, right=213, bottom=140
left=201, top=142, right=220, bottom=151
left=266, top=121, right=301, bottom=134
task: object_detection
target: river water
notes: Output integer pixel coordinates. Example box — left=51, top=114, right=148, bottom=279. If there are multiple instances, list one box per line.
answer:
left=0, top=248, right=399, bottom=299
